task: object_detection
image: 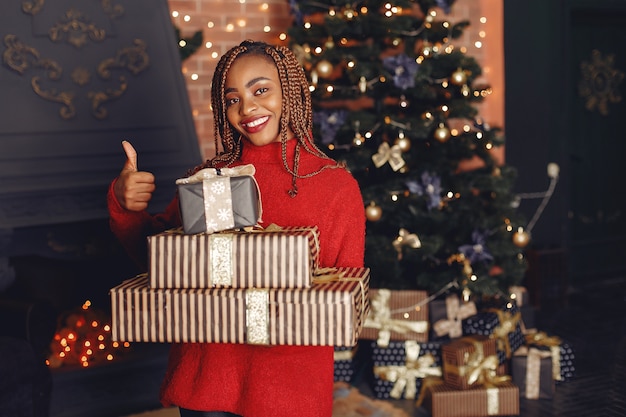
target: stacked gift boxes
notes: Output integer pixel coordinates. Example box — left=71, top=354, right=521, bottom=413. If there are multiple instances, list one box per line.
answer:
left=353, top=284, right=575, bottom=415
left=359, top=289, right=437, bottom=400
left=110, top=169, right=370, bottom=348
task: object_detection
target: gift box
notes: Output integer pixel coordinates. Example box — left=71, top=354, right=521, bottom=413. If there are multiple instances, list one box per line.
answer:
left=418, top=377, right=520, bottom=417
left=370, top=340, right=442, bottom=400
left=176, top=164, right=261, bottom=235
left=441, top=335, right=507, bottom=390
left=334, top=346, right=358, bottom=382
left=359, top=289, right=429, bottom=347
left=110, top=267, right=369, bottom=346
left=511, top=346, right=555, bottom=399
left=525, top=331, right=575, bottom=382
left=508, top=286, right=529, bottom=307
left=148, top=226, right=319, bottom=289
left=430, top=294, right=477, bottom=340
left=462, top=308, right=525, bottom=363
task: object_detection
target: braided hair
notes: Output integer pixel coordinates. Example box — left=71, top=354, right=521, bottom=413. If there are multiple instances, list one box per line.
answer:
left=192, top=40, right=340, bottom=197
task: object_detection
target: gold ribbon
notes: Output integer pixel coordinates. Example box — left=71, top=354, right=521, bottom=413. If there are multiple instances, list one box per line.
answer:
left=363, top=289, right=428, bottom=348
left=176, top=164, right=257, bottom=183
left=487, top=308, right=521, bottom=359
left=433, top=294, right=477, bottom=338
left=415, top=376, right=445, bottom=407
left=445, top=339, right=510, bottom=388
left=525, top=331, right=563, bottom=381
left=373, top=340, right=442, bottom=400
left=245, top=289, right=270, bottom=345
left=371, top=142, right=405, bottom=171
left=514, top=346, right=552, bottom=399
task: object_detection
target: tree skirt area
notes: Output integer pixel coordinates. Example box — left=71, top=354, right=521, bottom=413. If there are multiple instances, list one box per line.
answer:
left=124, top=382, right=410, bottom=417
left=333, top=382, right=411, bottom=417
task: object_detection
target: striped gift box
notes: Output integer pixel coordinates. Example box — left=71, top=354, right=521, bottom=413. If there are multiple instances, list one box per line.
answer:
left=147, top=226, right=319, bottom=289
left=110, top=267, right=369, bottom=346
left=420, top=379, right=519, bottom=417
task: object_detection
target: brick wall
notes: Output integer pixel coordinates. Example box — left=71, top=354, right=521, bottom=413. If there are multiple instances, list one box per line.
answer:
left=167, top=0, right=503, bottom=160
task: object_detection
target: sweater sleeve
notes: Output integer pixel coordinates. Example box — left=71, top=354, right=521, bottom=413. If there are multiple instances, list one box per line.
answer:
left=320, top=172, right=366, bottom=268
left=107, top=178, right=181, bottom=270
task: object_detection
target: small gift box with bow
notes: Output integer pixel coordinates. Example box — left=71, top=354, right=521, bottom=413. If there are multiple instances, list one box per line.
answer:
left=334, top=346, right=359, bottom=383
left=430, top=294, right=477, bottom=340
left=511, top=346, right=555, bottom=399
left=441, top=335, right=508, bottom=390
left=525, top=331, right=576, bottom=383
left=417, top=377, right=520, bottom=417
left=359, top=289, right=429, bottom=347
left=370, top=340, right=443, bottom=400
left=110, top=267, right=370, bottom=346
left=462, top=307, right=525, bottom=364
left=147, top=225, right=320, bottom=289
left=176, top=164, right=262, bottom=235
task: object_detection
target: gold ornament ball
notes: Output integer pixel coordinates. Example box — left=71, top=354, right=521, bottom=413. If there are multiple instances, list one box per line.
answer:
left=365, top=202, right=383, bottom=221
left=512, top=229, right=531, bottom=248
left=434, top=125, right=451, bottom=142
left=316, top=60, right=333, bottom=78
left=395, top=136, right=411, bottom=152
left=451, top=68, right=467, bottom=85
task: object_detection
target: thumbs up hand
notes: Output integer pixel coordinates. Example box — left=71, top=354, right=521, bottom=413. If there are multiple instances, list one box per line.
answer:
left=113, top=141, right=156, bottom=211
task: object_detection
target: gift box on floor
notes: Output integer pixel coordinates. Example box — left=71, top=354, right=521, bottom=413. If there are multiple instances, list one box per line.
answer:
left=359, top=289, right=429, bottom=347
left=370, top=340, right=442, bottom=400
left=418, top=377, right=520, bottom=417
left=511, top=346, right=555, bottom=399
left=110, top=267, right=369, bottom=346
left=148, top=226, right=319, bottom=289
left=525, top=331, right=575, bottom=383
left=334, top=346, right=358, bottom=382
left=430, top=294, right=477, bottom=340
left=441, top=335, right=507, bottom=390
left=462, top=307, right=525, bottom=363
left=176, top=164, right=261, bottom=235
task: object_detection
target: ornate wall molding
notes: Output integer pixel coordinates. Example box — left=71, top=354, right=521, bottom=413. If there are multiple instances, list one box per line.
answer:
left=2, top=2, right=149, bottom=120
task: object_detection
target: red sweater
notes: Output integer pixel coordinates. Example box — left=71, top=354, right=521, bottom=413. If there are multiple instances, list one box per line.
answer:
left=108, top=139, right=366, bottom=417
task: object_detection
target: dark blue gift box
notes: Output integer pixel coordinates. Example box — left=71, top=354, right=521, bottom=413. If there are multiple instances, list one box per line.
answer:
left=370, top=340, right=442, bottom=399
left=462, top=308, right=525, bottom=364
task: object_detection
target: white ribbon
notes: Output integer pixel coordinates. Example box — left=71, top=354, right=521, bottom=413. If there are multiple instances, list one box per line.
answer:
left=433, top=294, right=477, bottom=338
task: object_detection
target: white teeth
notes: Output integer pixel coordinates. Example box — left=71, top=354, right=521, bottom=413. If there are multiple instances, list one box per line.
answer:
left=244, top=116, right=268, bottom=127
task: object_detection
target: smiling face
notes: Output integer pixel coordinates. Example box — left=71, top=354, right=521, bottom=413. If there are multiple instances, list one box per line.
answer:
left=224, top=54, right=294, bottom=147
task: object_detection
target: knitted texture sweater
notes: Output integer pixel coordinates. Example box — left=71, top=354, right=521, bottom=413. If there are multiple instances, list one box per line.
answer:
left=108, top=139, right=366, bottom=417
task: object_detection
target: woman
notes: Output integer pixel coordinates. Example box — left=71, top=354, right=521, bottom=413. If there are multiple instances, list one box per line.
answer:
left=108, top=40, right=365, bottom=417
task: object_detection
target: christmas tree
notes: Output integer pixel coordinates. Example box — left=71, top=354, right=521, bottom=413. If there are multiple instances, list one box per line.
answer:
left=287, top=0, right=528, bottom=297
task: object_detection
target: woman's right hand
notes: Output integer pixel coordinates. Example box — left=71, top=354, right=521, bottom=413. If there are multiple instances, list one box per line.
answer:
left=113, top=140, right=156, bottom=211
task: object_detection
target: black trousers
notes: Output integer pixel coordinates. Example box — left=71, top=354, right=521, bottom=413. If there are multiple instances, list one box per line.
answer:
left=179, top=409, right=242, bottom=417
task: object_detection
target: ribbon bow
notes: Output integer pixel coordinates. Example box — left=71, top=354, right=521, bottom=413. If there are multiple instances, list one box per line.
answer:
left=433, top=294, right=477, bottom=338
left=525, top=331, right=563, bottom=381
left=372, top=142, right=405, bottom=171
left=363, top=289, right=428, bottom=348
left=392, top=228, right=421, bottom=260
left=514, top=346, right=553, bottom=399
left=176, top=164, right=256, bottom=184
left=487, top=309, right=521, bottom=359
left=373, top=340, right=442, bottom=399
left=462, top=341, right=510, bottom=388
